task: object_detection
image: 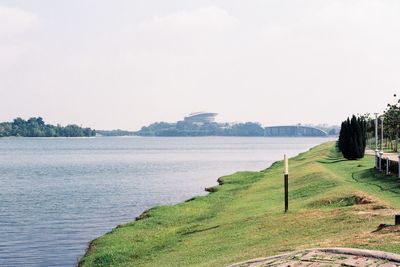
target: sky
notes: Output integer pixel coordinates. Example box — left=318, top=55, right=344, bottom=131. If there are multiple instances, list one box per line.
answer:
left=0, top=0, right=399, bottom=130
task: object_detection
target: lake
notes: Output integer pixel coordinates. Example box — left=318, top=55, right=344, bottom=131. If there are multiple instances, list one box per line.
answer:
left=0, top=137, right=332, bottom=266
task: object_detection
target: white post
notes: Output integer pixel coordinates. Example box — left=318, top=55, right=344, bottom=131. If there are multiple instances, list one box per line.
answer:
left=284, top=155, right=288, bottom=176
left=398, top=154, right=400, bottom=178
left=379, top=151, right=383, bottom=171
left=386, top=157, right=389, bottom=175
left=374, top=113, right=379, bottom=169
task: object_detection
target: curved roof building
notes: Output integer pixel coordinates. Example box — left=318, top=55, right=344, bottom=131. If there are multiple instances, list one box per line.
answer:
left=183, top=112, right=218, bottom=124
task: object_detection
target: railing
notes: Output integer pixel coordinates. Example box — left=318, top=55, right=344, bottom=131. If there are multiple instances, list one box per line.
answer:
left=376, top=153, right=400, bottom=177
left=374, top=153, right=400, bottom=226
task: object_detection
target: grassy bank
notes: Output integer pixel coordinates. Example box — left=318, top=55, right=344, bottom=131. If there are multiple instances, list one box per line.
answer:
left=79, top=142, right=400, bottom=267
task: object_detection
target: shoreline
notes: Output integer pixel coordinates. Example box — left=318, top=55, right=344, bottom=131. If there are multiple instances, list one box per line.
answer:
left=78, top=174, right=227, bottom=266
left=77, top=145, right=317, bottom=266
left=78, top=168, right=256, bottom=265
left=0, top=135, right=336, bottom=139
left=79, top=140, right=400, bottom=266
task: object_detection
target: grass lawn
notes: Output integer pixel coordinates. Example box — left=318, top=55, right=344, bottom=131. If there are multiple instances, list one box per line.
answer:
left=79, top=141, right=400, bottom=267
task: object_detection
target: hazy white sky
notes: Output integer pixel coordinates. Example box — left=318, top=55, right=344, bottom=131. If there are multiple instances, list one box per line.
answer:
left=0, top=0, right=399, bottom=130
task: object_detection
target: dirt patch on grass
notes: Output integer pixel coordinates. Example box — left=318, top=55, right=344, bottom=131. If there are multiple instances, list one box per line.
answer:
left=354, top=195, right=373, bottom=204
left=356, top=209, right=399, bottom=217
left=374, top=224, right=400, bottom=234
left=352, top=201, right=398, bottom=218
left=309, top=194, right=374, bottom=208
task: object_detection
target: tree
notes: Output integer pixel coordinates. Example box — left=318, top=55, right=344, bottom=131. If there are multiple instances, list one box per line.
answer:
left=338, top=115, right=367, bottom=159
left=383, top=94, right=400, bottom=151
left=229, top=122, right=265, bottom=136
left=0, top=122, right=12, bottom=137
left=0, top=117, right=96, bottom=137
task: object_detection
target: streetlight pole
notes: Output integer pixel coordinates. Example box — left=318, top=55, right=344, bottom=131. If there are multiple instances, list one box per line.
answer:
left=379, top=115, right=385, bottom=171
left=374, top=113, right=379, bottom=150
left=374, top=113, right=379, bottom=169
left=381, top=115, right=384, bottom=152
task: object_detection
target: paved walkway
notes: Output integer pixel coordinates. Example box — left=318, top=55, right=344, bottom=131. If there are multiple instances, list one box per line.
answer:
left=229, top=248, right=400, bottom=267
left=365, top=149, right=398, bottom=161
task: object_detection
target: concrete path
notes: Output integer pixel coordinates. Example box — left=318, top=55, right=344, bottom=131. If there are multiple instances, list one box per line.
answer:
left=365, top=149, right=398, bottom=161
left=229, top=248, right=400, bottom=267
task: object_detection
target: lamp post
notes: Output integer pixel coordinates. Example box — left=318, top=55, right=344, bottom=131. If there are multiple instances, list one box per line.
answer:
left=374, top=113, right=379, bottom=150
left=381, top=116, right=384, bottom=151
left=374, top=113, right=379, bottom=169
left=380, top=115, right=385, bottom=171
left=381, top=115, right=385, bottom=151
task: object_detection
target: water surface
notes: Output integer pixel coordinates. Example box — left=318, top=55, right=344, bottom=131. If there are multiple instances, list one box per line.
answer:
left=0, top=137, right=332, bottom=266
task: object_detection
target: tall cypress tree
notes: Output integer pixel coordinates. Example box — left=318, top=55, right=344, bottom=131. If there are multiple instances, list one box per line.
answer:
left=338, top=115, right=367, bottom=159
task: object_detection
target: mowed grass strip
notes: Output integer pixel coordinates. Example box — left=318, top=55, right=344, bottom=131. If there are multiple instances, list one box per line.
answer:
left=79, top=142, right=400, bottom=267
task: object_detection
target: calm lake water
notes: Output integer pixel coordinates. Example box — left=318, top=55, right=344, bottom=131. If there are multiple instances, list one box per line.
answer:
left=0, top=137, right=332, bottom=266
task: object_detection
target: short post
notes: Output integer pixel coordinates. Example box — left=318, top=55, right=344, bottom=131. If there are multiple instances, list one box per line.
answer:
left=386, top=157, right=389, bottom=175
left=396, top=215, right=400, bottom=225
left=284, top=154, right=289, bottom=213
left=375, top=150, right=379, bottom=169
left=379, top=151, right=383, bottom=171
left=398, top=154, right=400, bottom=178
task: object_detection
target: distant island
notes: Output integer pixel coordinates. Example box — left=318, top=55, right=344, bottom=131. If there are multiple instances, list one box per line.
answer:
left=135, top=112, right=339, bottom=137
left=0, top=114, right=339, bottom=138
left=0, top=117, right=96, bottom=137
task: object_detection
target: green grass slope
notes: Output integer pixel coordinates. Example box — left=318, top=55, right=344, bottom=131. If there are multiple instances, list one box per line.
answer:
left=79, top=142, right=400, bottom=267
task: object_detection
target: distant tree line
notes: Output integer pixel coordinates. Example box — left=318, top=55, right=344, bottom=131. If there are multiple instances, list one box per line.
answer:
left=338, top=115, right=367, bottom=159
left=137, top=122, right=273, bottom=136
left=135, top=121, right=329, bottom=137
left=96, top=129, right=135, bottom=136
left=0, top=117, right=96, bottom=137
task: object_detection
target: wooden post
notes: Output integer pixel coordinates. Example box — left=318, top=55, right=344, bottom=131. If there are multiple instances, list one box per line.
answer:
left=284, top=154, right=289, bottom=213
left=379, top=151, right=383, bottom=171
